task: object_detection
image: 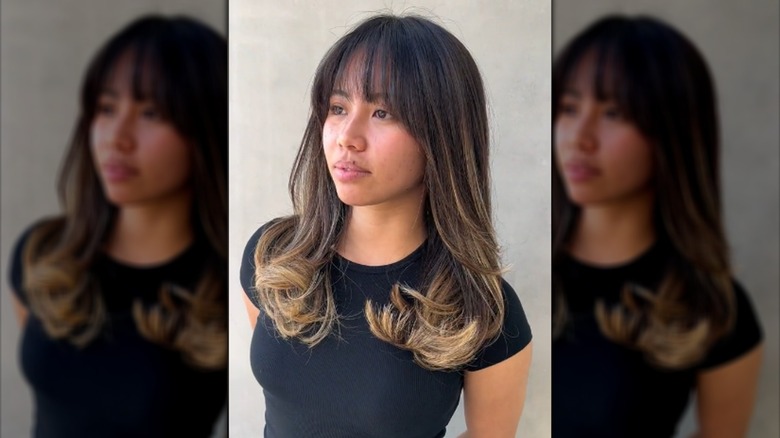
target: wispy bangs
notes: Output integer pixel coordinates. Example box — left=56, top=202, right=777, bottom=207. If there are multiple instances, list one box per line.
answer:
left=313, top=16, right=434, bottom=136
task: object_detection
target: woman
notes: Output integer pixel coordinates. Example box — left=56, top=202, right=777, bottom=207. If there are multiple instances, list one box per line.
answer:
left=9, top=16, right=227, bottom=437
left=552, top=15, right=763, bottom=437
left=240, top=14, right=533, bottom=438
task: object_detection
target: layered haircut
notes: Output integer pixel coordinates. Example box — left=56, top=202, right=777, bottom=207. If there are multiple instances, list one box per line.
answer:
left=552, top=15, right=734, bottom=368
left=22, top=15, right=227, bottom=369
left=254, top=14, right=504, bottom=371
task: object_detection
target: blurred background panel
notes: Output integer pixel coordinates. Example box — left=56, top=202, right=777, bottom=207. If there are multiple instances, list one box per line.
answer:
left=0, top=2, right=225, bottom=437
left=554, top=1, right=779, bottom=437
left=228, top=1, right=550, bottom=437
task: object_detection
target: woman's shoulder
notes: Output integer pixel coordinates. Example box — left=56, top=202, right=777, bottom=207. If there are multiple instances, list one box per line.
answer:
left=239, top=217, right=293, bottom=302
left=500, top=279, right=533, bottom=345
left=241, top=216, right=294, bottom=254
left=467, top=278, right=533, bottom=371
left=7, top=217, right=64, bottom=303
left=698, top=278, right=763, bottom=370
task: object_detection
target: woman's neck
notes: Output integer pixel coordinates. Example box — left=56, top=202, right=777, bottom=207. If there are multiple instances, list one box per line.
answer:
left=337, top=201, right=427, bottom=266
left=105, top=195, right=193, bottom=265
left=569, top=194, right=656, bottom=266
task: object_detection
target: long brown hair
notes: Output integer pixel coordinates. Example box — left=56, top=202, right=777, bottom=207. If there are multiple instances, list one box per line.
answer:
left=253, top=14, right=504, bottom=371
left=22, top=15, right=227, bottom=369
left=552, top=15, right=734, bottom=368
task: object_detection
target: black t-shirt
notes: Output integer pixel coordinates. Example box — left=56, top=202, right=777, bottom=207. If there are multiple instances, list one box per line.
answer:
left=552, top=238, right=762, bottom=438
left=8, top=223, right=227, bottom=438
left=240, top=224, right=532, bottom=438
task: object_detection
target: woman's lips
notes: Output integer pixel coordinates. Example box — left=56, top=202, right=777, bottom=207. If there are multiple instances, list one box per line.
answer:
left=563, top=161, right=600, bottom=182
left=102, top=162, right=138, bottom=182
left=333, top=160, right=370, bottom=182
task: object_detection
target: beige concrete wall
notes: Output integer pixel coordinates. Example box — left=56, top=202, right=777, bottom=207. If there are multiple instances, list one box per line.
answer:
left=229, top=1, right=551, bottom=437
left=554, top=1, right=779, bottom=437
left=0, top=2, right=225, bottom=437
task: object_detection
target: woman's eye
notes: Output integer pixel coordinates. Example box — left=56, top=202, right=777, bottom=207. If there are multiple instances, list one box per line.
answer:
left=97, top=102, right=115, bottom=116
left=329, top=105, right=345, bottom=116
left=374, top=109, right=390, bottom=119
left=603, top=107, right=623, bottom=120
left=141, top=107, right=161, bottom=120
left=558, top=103, right=577, bottom=116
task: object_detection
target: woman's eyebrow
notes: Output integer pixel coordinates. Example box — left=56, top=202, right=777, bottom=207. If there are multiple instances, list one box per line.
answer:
left=331, top=89, right=352, bottom=101
left=330, top=89, right=389, bottom=104
left=366, top=92, right=389, bottom=104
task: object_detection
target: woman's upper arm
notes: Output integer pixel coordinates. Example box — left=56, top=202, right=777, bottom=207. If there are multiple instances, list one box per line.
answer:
left=695, top=343, right=763, bottom=438
left=243, top=292, right=260, bottom=330
left=11, top=293, right=29, bottom=328
left=8, top=225, right=34, bottom=329
left=462, top=341, right=532, bottom=438
left=240, top=226, right=267, bottom=331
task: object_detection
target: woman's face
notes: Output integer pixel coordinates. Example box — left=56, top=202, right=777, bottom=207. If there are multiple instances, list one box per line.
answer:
left=554, top=57, right=654, bottom=208
left=322, top=84, right=426, bottom=211
left=90, top=55, right=192, bottom=208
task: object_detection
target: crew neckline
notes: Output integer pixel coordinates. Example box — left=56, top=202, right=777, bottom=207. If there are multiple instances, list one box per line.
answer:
left=100, top=241, right=199, bottom=272
left=565, top=238, right=666, bottom=273
left=333, top=241, right=426, bottom=274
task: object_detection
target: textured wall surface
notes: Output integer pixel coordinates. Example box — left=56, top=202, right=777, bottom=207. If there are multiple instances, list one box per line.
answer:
left=229, top=1, right=551, bottom=437
left=554, top=1, right=779, bottom=437
left=0, top=2, right=225, bottom=437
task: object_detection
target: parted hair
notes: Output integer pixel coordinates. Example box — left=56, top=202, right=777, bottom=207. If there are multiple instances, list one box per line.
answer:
left=552, top=15, right=735, bottom=368
left=21, top=15, right=227, bottom=369
left=253, top=14, right=505, bottom=371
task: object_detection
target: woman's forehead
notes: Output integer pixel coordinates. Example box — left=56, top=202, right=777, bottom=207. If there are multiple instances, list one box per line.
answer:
left=100, top=49, right=158, bottom=99
left=563, top=49, right=622, bottom=100
left=330, top=50, right=395, bottom=101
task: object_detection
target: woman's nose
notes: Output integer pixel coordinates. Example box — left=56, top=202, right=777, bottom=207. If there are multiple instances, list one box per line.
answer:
left=337, top=115, right=367, bottom=152
left=106, top=110, right=135, bottom=152
left=571, top=111, right=597, bottom=153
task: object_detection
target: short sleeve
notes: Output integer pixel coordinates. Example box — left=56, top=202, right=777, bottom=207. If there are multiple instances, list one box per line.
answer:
left=697, top=280, right=763, bottom=370
left=8, top=223, right=41, bottom=306
left=466, top=280, right=533, bottom=371
left=239, top=226, right=266, bottom=310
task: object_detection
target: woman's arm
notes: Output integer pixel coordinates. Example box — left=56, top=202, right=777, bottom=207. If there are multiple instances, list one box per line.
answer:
left=243, top=292, right=260, bottom=330
left=459, top=341, right=533, bottom=438
left=11, top=294, right=29, bottom=328
left=693, top=344, right=763, bottom=438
